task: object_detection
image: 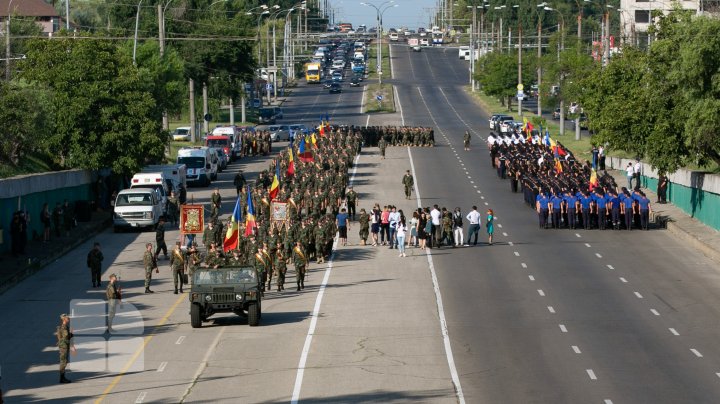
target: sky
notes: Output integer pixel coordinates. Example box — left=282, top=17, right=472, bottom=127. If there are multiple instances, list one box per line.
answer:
left=330, top=0, right=439, bottom=30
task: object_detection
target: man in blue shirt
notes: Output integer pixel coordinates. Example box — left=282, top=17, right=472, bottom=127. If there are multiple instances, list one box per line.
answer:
left=563, top=191, right=578, bottom=230
left=594, top=190, right=608, bottom=230
left=536, top=191, right=549, bottom=229
left=608, top=191, right=621, bottom=230
left=579, top=191, right=592, bottom=230
left=621, top=191, right=635, bottom=230
left=550, top=191, right=564, bottom=229
left=637, top=192, right=652, bottom=230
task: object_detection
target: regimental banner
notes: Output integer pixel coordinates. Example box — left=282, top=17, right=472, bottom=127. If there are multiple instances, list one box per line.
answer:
left=271, top=202, right=288, bottom=223
left=180, top=205, right=204, bottom=234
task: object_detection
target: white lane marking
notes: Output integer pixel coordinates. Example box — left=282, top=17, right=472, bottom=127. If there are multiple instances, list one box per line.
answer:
left=477, top=190, right=482, bottom=194
left=389, top=42, right=395, bottom=79
left=365, top=114, right=370, bottom=128
left=559, top=324, right=568, bottom=333
left=484, top=202, right=489, bottom=205
left=461, top=163, right=465, bottom=166
left=596, top=253, right=603, bottom=258
left=651, top=309, right=660, bottom=316
left=604, top=400, right=614, bottom=404
left=480, top=196, right=485, bottom=199
left=691, top=349, right=704, bottom=358
left=470, top=181, right=474, bottom=184
left=587, top=369, right=597, bottom=380
left=361, top=85, right=367, bottom=115
left=135, top=392, right=147, bottom=403
left=529, top=275, right=535, bottom=281
left=669, top=328, right=679, bottom=336
left=291, top=153, right=362, bottom=403
left=157, top=361, right=167, bottom=372
left=716, top=372, right=720, bottom=379
left=538, top=289, right=545, bottom=297
left=508, top=242, right=514, bottom=246
left=406, top=146, right=465, bottom=403
left=393, top=83, right=405, bottom=126
left=619, top=277, right=628, bottom=283
left=634, top=292, right=643, bottom=299
left=575, top=233, right=581, bottom=238
left=467, top=176, right=472, bottom=179
left=584, top=243, right=591, bottom=248
left=473, top=185, right=478, bottom=188
left=514, top=251, right=520, bottom=256
left=521, top=263, right=527, bottom=268
left=607, top=265, right=615, bottom=270
left=547, top=306, right=555, bottom=313
left=175, top=336, right=185, bottom=345
left=497, top=224, right=503, bottom=228
left=502, top=232, right=508, bottom=237
left=572, top=345, right=582, bottom=354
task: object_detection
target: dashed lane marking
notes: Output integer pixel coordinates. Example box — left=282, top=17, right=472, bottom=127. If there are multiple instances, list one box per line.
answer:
left=547, top=306, right=555, bottom=313
left=502, top=232, right=508, bottom=237
left=484, top=202, right=489, bottom=205
left=157, top=362, right=167, bottom=373
left=669, top=328, right=679, bottom=336
left=651, top=309, right=660, bottom=316
left=634, top=292, right=643, bottom=299
left=572, top=346, right=581, bottom=354
left=135, top=392, right=147, bottom=403
left=521, top=263, right=527, bottom=268
left=575, top=233, right=581, bottom=238
left=619, top=277, right=628, bottom=283
left=607, top=265, right=615, bottom=270
left=529, top=275, right=535, bottom=281
left=584, top=243, right=591, bottom=248
left=497, top=224, right=503, bottom=228
left=691, top=349, right=704, bottom=358
left=508, top=242, right=513, bottom=246
left=587, top=369, right=597, bottom=380
left=514, top=251, right=520, bottom=256
left=559, top=324, right=568, bottom=333
left=538, top=289, right=545, bottom=296
left=596, top=253, right=603, bottom=258
left=175, top=336, right=185, bottom=345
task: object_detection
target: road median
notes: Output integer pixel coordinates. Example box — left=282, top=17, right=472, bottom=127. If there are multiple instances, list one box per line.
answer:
left=363, top=83, right=396, bottom=114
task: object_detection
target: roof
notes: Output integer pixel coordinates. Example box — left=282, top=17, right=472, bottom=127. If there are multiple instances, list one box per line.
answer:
left=0, top=0, right=59, bottom=18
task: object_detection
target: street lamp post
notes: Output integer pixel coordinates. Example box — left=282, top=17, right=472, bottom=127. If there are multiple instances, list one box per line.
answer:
left=544, top=6, right=565, bottom=135
left=361, top=1, right=397, bottom=85
left=5, top=0, right=18, bottom=81
left=132, top=0, right=143, bottom=66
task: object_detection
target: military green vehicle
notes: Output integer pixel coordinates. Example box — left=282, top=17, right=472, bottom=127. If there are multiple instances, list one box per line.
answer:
left=189, top=266, right=261, bottom=328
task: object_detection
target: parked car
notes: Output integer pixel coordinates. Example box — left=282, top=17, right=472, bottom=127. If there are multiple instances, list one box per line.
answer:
left=212, top=147, right=228, bottom=171
left=171, top=127, right=190, bottom=141
left=268, top=124, right=291, bottom=141
left=489, top=114, right=513, bottom=130
left=258, top=107, right=276, bottom=125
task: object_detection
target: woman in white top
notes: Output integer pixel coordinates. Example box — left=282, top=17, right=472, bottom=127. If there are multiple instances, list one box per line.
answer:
left=409, top=211, right=419, bottom=247
left=396, top=218, right=407, bottom=257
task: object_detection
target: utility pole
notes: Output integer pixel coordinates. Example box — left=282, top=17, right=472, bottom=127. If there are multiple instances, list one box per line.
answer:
left=470, top=5, right=476, bottom=91
left=5, top=18, right=10, bottom=81
left=537, top=15, right=542, bottom=117
left=158, top=3, right=169, bottom=130
left=132, top=0, right=142, bottom=66
left=229, top=97, right=235, bottom=126
left=65, top=0, right=70, bottom=30
left=202, top=82, right=209, bottom=135
left=189, top=79, right=196, bottom=143
left=518, top=23, right=522, bottom=117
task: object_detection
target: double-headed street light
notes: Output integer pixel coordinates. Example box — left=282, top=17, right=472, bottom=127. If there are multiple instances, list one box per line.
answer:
left=361, top=1, right=397, bottom=85
left=247, top=6, right=272, bottom=65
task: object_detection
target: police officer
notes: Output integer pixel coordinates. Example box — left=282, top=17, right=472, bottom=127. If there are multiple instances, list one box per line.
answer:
left=402, top=170, right=414, bottom=200
left=87, top=242, right=104, bottom=288
left=143, top=243, right=157, bottom=293
left=56, top=314, right=76, bottom=383
left=169, top=242, right=186, bottom=294
left=293, top=241, right=307, bottom=291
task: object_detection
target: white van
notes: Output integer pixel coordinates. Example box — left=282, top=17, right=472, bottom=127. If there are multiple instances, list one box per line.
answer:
left=458, top=46, right=470, bottom=59
left=113, top=188, right=164, bottom=232
left=130, top=172, right=173, bottom=215
left=142, top=164, right=187, bottom=203
left=177, top=147, right=216, bottom=187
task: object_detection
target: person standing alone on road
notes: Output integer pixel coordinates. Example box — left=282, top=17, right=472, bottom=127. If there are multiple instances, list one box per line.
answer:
left=402, top=170, right=414, bottom=200
left=452, top=207, right=464, bottom=247
left=463, top=131, right=471, bottom=151
left=87, top=242, right=104, bottom=288
left=346, top=186, right=358, bottom=221
left=486, top=209, right=495, bottom=245
left=211, top=188, right=222, bottom=222
left=155, top=218, right=168, bottom=260
left=55, top=314, right=76, bottom=383
left=106, top=274, right=121, bottom=333
left=336, top=208, right=349, bottom=247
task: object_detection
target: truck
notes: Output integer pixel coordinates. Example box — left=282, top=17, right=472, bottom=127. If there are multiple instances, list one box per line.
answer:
left=189, top=266, right=262, bottom=328
left=408, top=37, right=419, bottom=47
left=113, top=188, right=164, bottom=232
left=210, top=126, right=242, bottom=160
left=305, top=62, right=322, bottom=83
left=141, top=164, right=187, bottom=204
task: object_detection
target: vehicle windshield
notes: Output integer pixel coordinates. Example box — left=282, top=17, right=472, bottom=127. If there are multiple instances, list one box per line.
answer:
left=259, top=108, right=274, bottom=117
left=116, top=193, right=153, bottom=206
left=132, top=184, right=164, bottom=195
left=174, top=128, right=189, bottom=135
left=207, top=139, right=229, bottom=147
left=178, top=156, right=205, bottom=169
left=194, top=268, right=257, bottom=284
left=307, top=69, right=319, bottom=75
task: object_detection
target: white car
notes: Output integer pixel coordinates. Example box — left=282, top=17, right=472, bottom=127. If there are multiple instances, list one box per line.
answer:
left=268, top=124, right=291, bottom=141
left=171, top=127, right=191, bottom=141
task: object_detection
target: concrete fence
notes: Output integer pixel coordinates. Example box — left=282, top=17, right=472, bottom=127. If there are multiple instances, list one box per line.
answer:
left=608, top=157, right=720, bottom=231
left=0, top=170, right=96, bottom=253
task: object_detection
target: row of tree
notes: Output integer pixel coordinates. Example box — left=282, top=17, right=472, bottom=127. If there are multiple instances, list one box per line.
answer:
left=475, top=9, right=720, bottom=174
left=0, top=0, right=323, bottom=177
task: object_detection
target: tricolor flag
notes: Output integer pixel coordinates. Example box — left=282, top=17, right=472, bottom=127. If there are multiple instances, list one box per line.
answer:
left=269, top=162, right=280, bottom=200
left=223, top=196, right=242, bottom=252
left=554, top=158, right=563, bottom=173
left=544, top=130, right=551, bottom=147
left=287, top=147, right=295, bottom=177
left=589, top=168, right=599, bottom=190
left=298, top=137, right=313, bottom=162
left=244, top=185, right=256, bottom=236
left=310, top=132, right=317, bottom=147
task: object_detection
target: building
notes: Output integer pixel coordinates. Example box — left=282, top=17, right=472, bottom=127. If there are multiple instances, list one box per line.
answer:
left=619, top=0, right=703, bottom=46
left=0, top=0, right=61, bottom=36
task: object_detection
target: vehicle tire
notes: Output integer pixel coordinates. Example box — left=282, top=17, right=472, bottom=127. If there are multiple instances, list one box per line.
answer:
left=190, top=304, right=202, bottom=328
left=247, top=303, right=259, bottom=326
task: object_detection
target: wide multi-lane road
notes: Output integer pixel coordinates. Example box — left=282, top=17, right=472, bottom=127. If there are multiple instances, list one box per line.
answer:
left=2, top=45, right=720, bottom=404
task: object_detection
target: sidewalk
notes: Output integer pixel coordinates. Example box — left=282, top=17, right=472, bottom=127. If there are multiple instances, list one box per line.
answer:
left=0, top=210, right=111, bottom=295
left=608, top=168, right=720, bottom=263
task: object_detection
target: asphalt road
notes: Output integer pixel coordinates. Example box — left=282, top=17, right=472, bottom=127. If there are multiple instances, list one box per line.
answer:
left=3, top=46, right=720, bottom=404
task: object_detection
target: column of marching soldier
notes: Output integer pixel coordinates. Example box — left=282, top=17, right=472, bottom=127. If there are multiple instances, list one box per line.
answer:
left=487, top=131, right=654, bottom=231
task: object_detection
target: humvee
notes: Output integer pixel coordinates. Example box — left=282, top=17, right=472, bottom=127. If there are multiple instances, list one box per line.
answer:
left=189, top=266, right=261, bottom=328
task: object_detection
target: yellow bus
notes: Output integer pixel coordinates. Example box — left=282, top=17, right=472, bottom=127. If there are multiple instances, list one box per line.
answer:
left=305, top=62, right=322, bottom=83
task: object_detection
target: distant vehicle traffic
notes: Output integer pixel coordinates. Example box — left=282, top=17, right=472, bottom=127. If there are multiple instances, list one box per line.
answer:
left=329, top=82, right=342, bottom=94
left=171, top=127, right=190, bottom=141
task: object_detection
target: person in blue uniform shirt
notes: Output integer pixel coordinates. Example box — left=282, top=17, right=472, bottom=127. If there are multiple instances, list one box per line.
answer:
left=621, top=189, right=635, bottom=230
left=550, top=191, right=564, bottom=229
left=536, top=191, right=549, bottom=229
left=637, top=192, right=652, bottom=230
left=579, top=191, right=592, bottom=230
left=594, top=190, right=608, bottom=230
left=608, top=191, right=621, bottom=230
left=563, top=190, right=578, bottom=230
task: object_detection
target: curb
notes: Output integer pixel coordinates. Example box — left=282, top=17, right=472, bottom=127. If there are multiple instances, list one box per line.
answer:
left=666, top=221, right=720, bottom=264
left=0, top=214, right=112, bottom=296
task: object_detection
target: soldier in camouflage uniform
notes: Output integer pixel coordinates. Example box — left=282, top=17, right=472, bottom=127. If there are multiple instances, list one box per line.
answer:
left=205, top=244, right=223, bottom=269
left=292, top=241, right=308, bottom=291
left=274, top=243, right=287, bottom=292
left=358, top=208, right=369, bottom=245
left=441, top=210, right=454, bottom=247
left=225, top=249, right=244, bottom=267
left=210, top=188, right=222, bottom=221
left=402, top=170, right=414, bottom=200
left=56, top=314, right=76, bottom=383
left=169, top=242, right=186, bottom=294
left=187, top=244, right=202, bottom=284
left=314, top=223, right=326, bottom=264
left=254, top=244, right=269, bottom=293
left=345, top=186, right=358, bottom=221
left=202, top=222, right=216, bottom=253
left=143, top=243, right=157, bottom=293
left=378, top=136, right=387, bottom=159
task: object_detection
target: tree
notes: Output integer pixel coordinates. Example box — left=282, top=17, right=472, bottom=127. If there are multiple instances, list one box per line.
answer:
left=0, top=82, right=53, bottom=165
left=475, top=51, right=534, bottom=110
left=19, top=34, right=165, bottom=175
